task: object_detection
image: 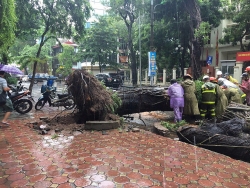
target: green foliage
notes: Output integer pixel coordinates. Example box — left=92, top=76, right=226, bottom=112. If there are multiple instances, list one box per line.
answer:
left=194, top=80, right=203, bottom=103
left=56, top=44, right=76, bottom=77
left=220, top=0, right=250, bottom=51
left=195, top=22, right=211, bottom=45
left=110, top=91, right=122, bottom=113
left=6, top=76, right=18, bottom=85
left=51, top=134, right=59, bottom=139
left=160, top=120, right=187, bottom=131
left=80, top=16, right=118, bottom=72
left=0, top=0, right=17, bottom=56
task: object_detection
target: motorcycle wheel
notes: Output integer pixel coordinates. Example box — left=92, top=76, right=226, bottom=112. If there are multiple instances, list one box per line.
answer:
left=14, top=99, right=33, bottom=114
left=64, top=97, right=75, bottom=110
left=35, top=99, right=46, bottom=110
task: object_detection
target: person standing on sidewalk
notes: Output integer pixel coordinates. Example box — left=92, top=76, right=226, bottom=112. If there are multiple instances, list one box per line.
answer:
left=239, top=73, right=250, bottom=106
left=210, top=77, right=228, bottom=116
left=200, top=75, right=217, bottom=120
left=167, top=79, right=184, bottom=122
left=181, top=74, right=200, bottom=121
left=0, top=71, right=13, bottom=126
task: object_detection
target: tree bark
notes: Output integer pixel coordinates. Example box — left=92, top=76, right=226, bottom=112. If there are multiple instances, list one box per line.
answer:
left=116, top=87, right=171, bottom=115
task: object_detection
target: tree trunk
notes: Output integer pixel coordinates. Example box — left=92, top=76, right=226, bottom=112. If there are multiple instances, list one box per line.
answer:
left=116, top=87, right=171, bottom=115
left=177, top=126, right=250, bottom=162
left=184, top=0, right=202, bottom=80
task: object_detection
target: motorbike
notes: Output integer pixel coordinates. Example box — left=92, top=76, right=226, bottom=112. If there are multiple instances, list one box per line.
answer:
left=35, top=86, right=75, bottom=110
left=8, top=80, right=28, bottom=92
left=9, top=90, right=34, bottom=114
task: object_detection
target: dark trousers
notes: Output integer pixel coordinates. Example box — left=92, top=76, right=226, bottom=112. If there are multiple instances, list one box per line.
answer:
left=200, top=103, right=215, bottom=119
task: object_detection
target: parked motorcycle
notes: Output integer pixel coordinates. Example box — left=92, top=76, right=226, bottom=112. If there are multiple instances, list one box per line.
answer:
left=8, top=80, right=28, bottom=93
left=9, top=90, right=34, bottom=114
left=35, top=87, right=75, bottom=110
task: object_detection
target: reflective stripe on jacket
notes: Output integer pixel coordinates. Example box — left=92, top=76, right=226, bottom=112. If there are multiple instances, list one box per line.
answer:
left=201, top=82, right=216, bottom=104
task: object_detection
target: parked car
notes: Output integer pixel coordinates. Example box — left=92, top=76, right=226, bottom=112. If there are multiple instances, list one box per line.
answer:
left=95, top=73, right=122, bottom=88
left=21, top=75, right=29, bottom=82
left=28, top=73, right=58, bottom=83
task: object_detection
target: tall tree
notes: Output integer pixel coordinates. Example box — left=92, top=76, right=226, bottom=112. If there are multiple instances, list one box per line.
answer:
left=220, top=0, right=250, bottom=52
left=80, top=16, right=119, bottom=73
left=56, top=44, right=77, bottom=77
left=0, top=0, right=17, bottom=63
left=23, top=0, right=91, bottom=93
left=109, top=0, right=146, bottom=85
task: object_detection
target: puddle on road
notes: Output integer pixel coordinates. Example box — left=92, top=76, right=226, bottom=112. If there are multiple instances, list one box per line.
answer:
left=42, top=135, right=75, bottom=149
left=124, top=111, right=174, bottom=127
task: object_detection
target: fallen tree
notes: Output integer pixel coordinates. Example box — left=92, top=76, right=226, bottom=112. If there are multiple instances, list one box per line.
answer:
left=116, top=86, right=171, bottom=115
left=66, top=70, right=171, bottom=123
left=177, top=117, right=250, bottom=162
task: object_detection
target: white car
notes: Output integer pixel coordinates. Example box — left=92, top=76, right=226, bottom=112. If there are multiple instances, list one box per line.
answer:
left=21, top=75, right=29, bottom=82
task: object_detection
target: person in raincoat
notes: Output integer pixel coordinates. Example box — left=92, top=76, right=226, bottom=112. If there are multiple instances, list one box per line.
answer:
left=218, top=77, right=246, bottom=103
left=245, top=66, right=250, bottom=77
left=167, top=79, right=184, bottom=122
left=224, top=73, right=239, bottom=85
left=210, top=77, right=228, bottom=116
left=200, top=75, right=217, bottom=119
left=239, top=73, right=250, bottom=106
left=181, top=74, right=200, bottom=120
left=222, top=85, right=242, bottom=104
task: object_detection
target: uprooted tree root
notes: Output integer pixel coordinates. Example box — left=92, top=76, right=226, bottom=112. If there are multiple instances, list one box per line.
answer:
left=66, top=69, right=119, bottom=123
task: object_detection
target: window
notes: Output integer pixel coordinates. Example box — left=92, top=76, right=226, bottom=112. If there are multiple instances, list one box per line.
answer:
left=221, top=61, right=235, bottom=76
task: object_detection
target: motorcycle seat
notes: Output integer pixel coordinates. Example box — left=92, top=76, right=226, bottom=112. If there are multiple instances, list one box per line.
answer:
left=10, top=91, right=25, bottom=98
left=57, top=94, right=68, bottom=99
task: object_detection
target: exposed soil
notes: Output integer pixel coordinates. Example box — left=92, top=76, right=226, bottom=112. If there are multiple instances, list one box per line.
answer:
left=30, top=110, right=179, bottom=140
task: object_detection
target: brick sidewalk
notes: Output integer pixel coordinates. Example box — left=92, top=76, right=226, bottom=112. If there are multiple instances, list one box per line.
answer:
left=0, top=115, right=250, bottom=188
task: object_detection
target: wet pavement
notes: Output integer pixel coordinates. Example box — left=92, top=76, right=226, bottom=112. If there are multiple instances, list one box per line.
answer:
left=0, top=82, right=250, bottom=187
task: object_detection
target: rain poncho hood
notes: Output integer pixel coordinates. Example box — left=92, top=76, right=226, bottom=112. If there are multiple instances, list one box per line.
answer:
left=203, top=82, right=216, bottom=90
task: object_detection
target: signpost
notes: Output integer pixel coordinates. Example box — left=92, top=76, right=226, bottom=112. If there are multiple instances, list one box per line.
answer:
left=148, top=52, right=157, bottom=85
left=207, top=56, right=213, bottom=65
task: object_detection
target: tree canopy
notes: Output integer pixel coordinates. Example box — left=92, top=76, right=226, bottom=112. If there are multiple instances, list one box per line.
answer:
left=220, top=0, right=250, bottom=51
left=0, top=0, right=17, bottom=62
left=80, top=16, right=119, bottom=73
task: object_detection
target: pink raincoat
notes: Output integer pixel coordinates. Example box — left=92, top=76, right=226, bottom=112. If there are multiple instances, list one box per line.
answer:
left=240, top=79, right=250, bottom=105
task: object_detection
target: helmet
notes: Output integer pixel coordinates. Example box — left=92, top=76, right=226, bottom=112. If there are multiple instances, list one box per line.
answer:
left=210, top=77, right=217, bottom=82
left=241, top=73, right=248, bottom=77
left=218, top=78, right=224, bottom=85
left=224, top=73, right=230, bottom=78
left=217, top=71, right=222, bottom=75
left=203, top=75, right=209, bottom=80
left=183, top=74, right=193, bottom=80
left=245, top=66, right=250, bottom=72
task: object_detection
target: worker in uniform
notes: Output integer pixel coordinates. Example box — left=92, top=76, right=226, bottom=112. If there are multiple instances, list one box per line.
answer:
left=200, top=75, right=217, bottom=120
left=167, top=79, right=184, bottom=122
left=222, top=85, right=242, bottom=104
left=181, top=74, right=200, bottom=121
left=224, top=73, right=239, bottom=85
left=239, top=73, right=250, bottom=106
left=216, top=70, right=223, bottom=81
left=210, top=77, right=228, bottom=116
left=218, top=77, right=246, bottom=103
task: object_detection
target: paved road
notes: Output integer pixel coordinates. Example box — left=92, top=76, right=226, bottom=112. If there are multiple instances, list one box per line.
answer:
left=0, top=81, right=67, bottom=120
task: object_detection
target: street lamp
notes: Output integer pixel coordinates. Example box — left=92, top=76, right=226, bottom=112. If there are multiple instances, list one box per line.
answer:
left=175, top=44, right=184, bottom=77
